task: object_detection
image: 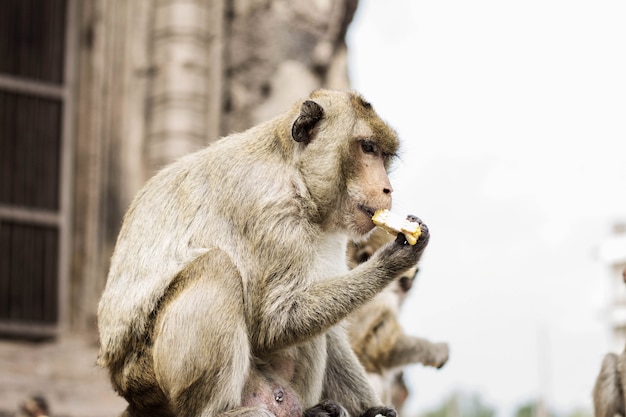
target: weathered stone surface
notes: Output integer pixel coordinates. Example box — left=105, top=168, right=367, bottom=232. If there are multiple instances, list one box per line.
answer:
left=1, top=1, right=361, bottom=414
left=223, top=0, right=358, bottom=132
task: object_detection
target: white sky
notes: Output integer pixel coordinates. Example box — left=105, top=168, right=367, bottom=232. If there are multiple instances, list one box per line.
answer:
left=347, top=1, right=626, bottom=416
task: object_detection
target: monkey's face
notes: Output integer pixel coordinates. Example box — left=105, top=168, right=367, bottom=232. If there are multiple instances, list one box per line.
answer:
left=291, top=90, right=399, bottom=237
left=349, top=138, right=394, bottom=235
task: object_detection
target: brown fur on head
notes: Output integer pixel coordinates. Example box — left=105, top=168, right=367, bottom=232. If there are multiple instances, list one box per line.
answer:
left=287, top=90, right=399, bottom=236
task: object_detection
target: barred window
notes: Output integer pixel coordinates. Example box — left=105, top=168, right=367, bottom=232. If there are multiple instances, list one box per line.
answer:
left=0, top=0, right=73, bottom=337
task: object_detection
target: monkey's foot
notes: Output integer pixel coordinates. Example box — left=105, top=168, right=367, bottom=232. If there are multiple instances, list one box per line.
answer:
left=359, top=406, right=397, bottom=417
left=304, top=400, right=349, bottom=417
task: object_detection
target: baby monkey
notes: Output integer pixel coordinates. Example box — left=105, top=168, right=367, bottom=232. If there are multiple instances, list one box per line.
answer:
left=347, top=227, right=449, bottom=411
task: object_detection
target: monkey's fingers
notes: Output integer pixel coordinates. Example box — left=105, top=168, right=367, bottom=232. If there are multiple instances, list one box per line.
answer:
left=372, top=209, right=421, bottom=245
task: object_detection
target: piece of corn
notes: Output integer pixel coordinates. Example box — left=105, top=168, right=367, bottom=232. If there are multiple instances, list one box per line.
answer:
left=371, top=209, right=421, bottom=245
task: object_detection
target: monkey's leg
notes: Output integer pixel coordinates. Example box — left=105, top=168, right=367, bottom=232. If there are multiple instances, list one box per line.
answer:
left=322, top=327, right=396, bottom=417
left=389, top=371, right=409, bottom=413
left=593, top=352, right=625, bottom=417
left=382, top=334, right=449, bottom=370
left=152, top=250, right=274, bottom=417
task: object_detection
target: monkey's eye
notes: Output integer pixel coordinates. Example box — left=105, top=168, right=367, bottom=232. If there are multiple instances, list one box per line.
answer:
left=357, top=251, right=371, bottom=264
left=398, top=276, right=413, bottom=293
left=360, top=140, right=378, bottom=155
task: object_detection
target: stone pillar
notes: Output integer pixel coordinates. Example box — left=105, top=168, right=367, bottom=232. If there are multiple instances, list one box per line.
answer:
left=145, top=0, right=224, bottom=174
left=70, top=0, right=357, bottom=335
left=72, top=0, right=152, bottom=331
left=222, top=0, right=358, bottom=134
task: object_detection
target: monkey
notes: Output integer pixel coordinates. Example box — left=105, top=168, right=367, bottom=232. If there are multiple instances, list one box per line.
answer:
left=593, top=351, right=626, bottom=417
left=96, top=89, right=430, bottom=417
left=16, top=395, right=49, bottom=417
left=389, top=372, right=409, bottom=414
left=345, top=228, right=448, bottom=412
left=592, top=266, right=626, bottom=417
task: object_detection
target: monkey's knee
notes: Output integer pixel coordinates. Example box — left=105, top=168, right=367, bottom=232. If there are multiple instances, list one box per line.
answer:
left=154, top=325, right=250, bottom=417
left=152, top=251, right=252, bottom=416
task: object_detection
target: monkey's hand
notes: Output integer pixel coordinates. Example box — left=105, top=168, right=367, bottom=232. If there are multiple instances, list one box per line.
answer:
left=359, top=406, right=397, bottom=417
left=375, top=216, right=429, bottom=278
left=427, top=342, right=450, bottom=369
left=402, top=214, right=429, bottom=250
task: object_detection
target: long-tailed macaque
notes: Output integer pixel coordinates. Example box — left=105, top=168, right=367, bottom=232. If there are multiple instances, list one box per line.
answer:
left=96, top=90, right=430, bottom=417
left=346, top=229, right=449, bottom=412
left=593, top=351, right=626, bottom=417
left=592, top=267, right=626, bottom=417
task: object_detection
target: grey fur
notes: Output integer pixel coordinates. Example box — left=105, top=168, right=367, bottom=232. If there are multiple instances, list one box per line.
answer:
left=97, top=90, right=428, bottom=417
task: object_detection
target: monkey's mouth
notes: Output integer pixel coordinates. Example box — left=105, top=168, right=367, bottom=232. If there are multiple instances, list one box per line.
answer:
left=357, top=204, right=376, bottom=218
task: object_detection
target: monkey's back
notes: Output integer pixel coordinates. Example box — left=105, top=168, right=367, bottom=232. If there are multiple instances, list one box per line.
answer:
left=96, top=122, right=313, bottom=366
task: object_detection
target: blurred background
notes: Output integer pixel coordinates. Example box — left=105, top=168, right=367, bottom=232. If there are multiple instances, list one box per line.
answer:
left=0, top=0, right=624, bottom=416
left=349, top=2, right=626, bottom=417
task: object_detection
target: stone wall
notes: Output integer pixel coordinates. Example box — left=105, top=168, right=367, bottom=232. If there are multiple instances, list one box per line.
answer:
left=70, top=0, right=359, bottom=332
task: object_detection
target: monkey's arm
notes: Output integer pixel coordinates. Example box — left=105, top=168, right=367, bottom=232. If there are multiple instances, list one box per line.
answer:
left=349, top=308, right=448, bottom=372
left=322, top=326, right=395, bottom=417
left=253, top=230, right=429, bottom=354
left=381, top=334, right=449, bottom=370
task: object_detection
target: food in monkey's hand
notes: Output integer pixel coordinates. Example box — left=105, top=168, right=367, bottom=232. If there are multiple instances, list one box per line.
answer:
left=372, top=209, right=422, bottom=245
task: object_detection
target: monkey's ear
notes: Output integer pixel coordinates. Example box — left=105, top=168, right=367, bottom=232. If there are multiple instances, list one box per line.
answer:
left=292, top=100, right=324, bottom=144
